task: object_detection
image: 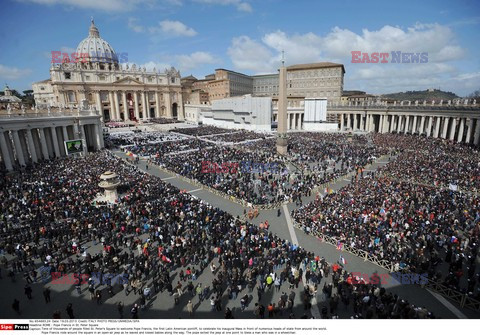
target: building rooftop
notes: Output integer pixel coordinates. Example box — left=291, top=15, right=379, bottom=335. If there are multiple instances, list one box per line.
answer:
left=286, top=62, right=345, bottom=73
left=214, top=68, right=254, bottom=78
left=182, top=75, right=197, bottom=81
left=33, top=79, right=52, bottom=85
left=251, top=73, right=278, bottom=78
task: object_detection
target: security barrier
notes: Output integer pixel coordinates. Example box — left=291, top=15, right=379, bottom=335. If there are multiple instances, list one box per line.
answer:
left=296, top=227, right=480, bottom=312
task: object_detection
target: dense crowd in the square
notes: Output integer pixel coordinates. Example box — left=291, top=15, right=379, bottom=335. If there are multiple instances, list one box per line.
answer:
left=0, top=151, right=436, bottom=319
left=373, top=134, right=480, bottom=193
left=207, top=130, right=274, bottom=144
left=171, top=126, right=233, bottom=137
left=293, top=134, right=480, bottom=299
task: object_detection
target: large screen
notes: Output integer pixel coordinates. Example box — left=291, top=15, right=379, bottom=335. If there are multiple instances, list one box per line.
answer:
left=64, top=139, right=84, bottom=155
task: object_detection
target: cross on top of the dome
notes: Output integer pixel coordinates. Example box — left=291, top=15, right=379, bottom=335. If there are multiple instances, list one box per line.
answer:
left=89, top=17, right=100, bottom=38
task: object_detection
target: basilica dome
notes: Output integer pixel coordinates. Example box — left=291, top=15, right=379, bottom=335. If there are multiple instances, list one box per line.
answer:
left=76, top=19, right=118, bottom=64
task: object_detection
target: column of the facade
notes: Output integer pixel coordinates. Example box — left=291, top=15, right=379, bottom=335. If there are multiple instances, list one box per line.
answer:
left=11, top=130, right=26, bottom=167
left=141, top=91, right=148, bottom=120
left=419, top=116, right=425, bottom=134
left=474, top=119, right=480, bottom=146
left=434, top=117, right=441, bottom=138
left=79, top=124, right=87, bottom=155
left=155, top=91, right=161, bottom=118
left=442, top=117, right=449, bottom=139
left=133, top=92, right=140, bottom=120
left=412, top=116, right=417, bottom=134
left=26, top=129, right=38, bottom=163
left=380, top=115, right=385, bottom=133
left=92, top=124, right=101, bottom=151
left=426, top=116, right=433, bottom=137
left=38, top=128, right=50, bottom=159
left=109, top=92, right=117, bottom=121
left=122, top=91, right=128, bottom=120
left=449, top=118, right=457, bottom=141
left=31, top=129, right=43, bottom=161
left=62, top=126, right=69, bottom=142
left=396, top=115, right=402, bottom=132
left=465, top=118, right=474, bottom=144
left=360, top=114, right=365, bottom=131
left=96, top=91, right=102, bottom=116
left=18, top=130, right=30, bottom=164
left=340, top=114, right=344, bottom=130
left=114, top=92, right=121, bottom=121
left=165, top=92, right=172, bottom=118
left=96, top=123, right=104, bottom=149
left=457, top=118, right=465, bottom=143
left=404, top=115, right=410, bottom=134
left=0, top=131, right=13, bottom=171
left=50, top=127, right=61, bottom=158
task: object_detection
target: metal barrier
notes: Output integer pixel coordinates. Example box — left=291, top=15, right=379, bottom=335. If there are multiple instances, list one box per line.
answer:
left=297, top=228, right=480, bottom=311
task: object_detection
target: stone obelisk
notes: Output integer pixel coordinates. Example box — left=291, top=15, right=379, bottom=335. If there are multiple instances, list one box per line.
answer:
left=276, top=55, right=288, bottom=155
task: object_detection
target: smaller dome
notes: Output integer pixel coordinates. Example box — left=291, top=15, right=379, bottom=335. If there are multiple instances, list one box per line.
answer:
left=76, top=19, right=118, bottom=64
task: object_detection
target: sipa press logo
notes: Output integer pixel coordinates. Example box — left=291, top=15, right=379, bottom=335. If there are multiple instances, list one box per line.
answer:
left=0, top=324, right=29, bottom=331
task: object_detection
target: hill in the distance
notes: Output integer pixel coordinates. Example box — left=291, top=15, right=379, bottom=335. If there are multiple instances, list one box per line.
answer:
left=380, top=89, right=459, bottom=101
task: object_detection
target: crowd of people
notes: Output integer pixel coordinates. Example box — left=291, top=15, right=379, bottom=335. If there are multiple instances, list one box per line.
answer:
left=105, top=130, right=383, bottom=206
left=207, top=130, right=273, bottom=144
left=293, top=134, right=480, bottom=299
left=373, top=134, right=480, bottom=193
left=172, top=126, right=232, bottom=137
left=0, top=149, right=438, bottom=319
left=150, top=118, right=183, bottom=125
left=105, top=132, right=187, bottom=148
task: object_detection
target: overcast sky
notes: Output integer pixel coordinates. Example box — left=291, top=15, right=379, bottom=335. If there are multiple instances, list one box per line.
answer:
left=1, top=0, right=479, bottom=96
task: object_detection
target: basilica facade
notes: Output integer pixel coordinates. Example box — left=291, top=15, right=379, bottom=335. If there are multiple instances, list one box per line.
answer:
left=33, top=20, right=184, bottom=122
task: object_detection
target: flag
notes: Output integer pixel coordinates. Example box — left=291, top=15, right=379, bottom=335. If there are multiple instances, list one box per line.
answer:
left=336, top=241, right=344, bottom=250
left=451, top=236, right=458, bottom=244
left=340, top=255, right=347, bottom=265
left=448, top=183, right=458, bottom=191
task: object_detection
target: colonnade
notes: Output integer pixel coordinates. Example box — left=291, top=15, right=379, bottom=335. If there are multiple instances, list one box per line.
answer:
left=99, top=90, right=182, bottom=122
left=338, top=112, right=480, bottom=146
left=0, top=115, right=104, bottom=171
left=273, top=112, right=304, bottom=130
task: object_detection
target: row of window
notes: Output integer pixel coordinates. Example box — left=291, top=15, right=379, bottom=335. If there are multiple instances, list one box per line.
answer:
left=287, top=68, right=341, bottom=79
left=63, top=72, right=176, bottom=84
